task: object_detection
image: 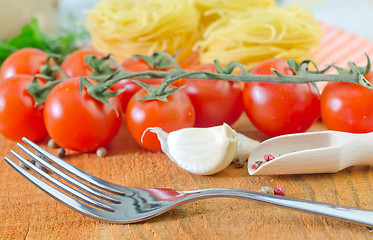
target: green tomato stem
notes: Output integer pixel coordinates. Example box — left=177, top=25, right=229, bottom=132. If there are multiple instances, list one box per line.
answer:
left=106, top=67, right=365, bottom=85
left=36, top=51, right=373, bottom=108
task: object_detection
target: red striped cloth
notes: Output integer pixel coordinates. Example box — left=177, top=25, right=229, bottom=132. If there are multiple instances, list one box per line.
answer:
left=316, top=22, right=373, bottom=71
left=313, top=22, right=373, bottom=90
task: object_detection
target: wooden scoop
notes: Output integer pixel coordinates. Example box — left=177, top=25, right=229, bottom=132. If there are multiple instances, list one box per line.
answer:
left=248, top=130, right=373, bottom=175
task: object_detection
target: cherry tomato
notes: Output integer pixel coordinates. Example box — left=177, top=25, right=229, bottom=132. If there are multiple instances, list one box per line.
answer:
left=122, top=56, right=155, bottom=72
left=126, top=88, right=195, bottom=151
left=243, top=59, right=320, bottom=137
left=43, top=78, right=122, bottom=152
left=112, top=56, right=171, bottom=112
left=113, top=55, right=195, bottom=113
left=0, top=48, right=49, bottom=80
left=182, top=64, right=244, bottom=127
left=320, top=72, right=373, bottom=133
left=111, top=79, right=142, bottom=113
left=60, top=49, right=105, bottom=77
left=0, top=75, right=48, bottom=142
left=179, top=51, right=200, bottom=69
left=120, top=56, right=166, bottom=85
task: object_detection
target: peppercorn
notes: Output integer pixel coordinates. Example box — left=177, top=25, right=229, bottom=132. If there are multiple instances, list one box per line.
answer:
left=57, top=148, right=66, bottom=158
left=96, top=147, right=107, bottom=157
left=35, top=161, right=47, bottom=172
left=258, top=186, right=274, bottom=194
left=264, top=154, right=275, bottom=162
left=18, top=161, right=29, bottom=170
left=34, top=151, right=49, bottom=162
left=233, top=157, right=246, bottom=168
left=48, top=138, right=59, bottom=148
left=251, top=161, right=263, bottom=169
left=274, top=186, right=286, bottom=196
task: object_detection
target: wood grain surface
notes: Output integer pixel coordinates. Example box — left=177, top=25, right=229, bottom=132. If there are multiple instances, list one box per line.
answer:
left=0, top=115, right=373, bottom=240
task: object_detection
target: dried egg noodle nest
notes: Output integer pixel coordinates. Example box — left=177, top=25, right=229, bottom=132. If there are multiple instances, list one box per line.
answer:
left=194, top=0, right=276, bottom=26
left=87, top=1, right=321, bottom=68
left=86, top=0, right=201, bottom=61
left=194, top=5, right=322, bottom=68
left=194, top=0, right=275, bottom=11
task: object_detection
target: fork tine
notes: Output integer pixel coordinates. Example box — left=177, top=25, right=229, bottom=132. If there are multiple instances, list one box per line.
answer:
left=17, top=143, right=121, bottom=204
left=9, top=150, right=116, bottom=212
left=22, top=137, right=128, bottom=195
left=4, top=156, right=114, bottom=221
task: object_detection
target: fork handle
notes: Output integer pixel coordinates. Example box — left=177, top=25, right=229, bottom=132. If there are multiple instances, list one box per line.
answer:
left=185, top=188, right=373, bottom=227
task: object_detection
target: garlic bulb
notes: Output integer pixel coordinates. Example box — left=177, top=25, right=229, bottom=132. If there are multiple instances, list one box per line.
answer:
left=147, top=123, right=259, bottom=175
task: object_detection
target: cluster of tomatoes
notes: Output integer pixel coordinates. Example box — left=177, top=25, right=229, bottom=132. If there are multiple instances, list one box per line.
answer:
left=0, top=47, right=372, bottom=153
left=0, top=48, right=124, bottom=152
left=245, top=58, right=373, bottom=136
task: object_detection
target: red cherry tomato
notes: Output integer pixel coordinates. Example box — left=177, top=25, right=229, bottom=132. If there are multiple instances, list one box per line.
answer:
left=0, top=48, right=49, bottom=80
left=43, top=78, right=122, bottom=152
left=243, top=59, right=320, bottom=137
left=320, top=72, right=373, bottom=133
left=182, top=64, right=244, bottom=127
left=179, top=51, right=200, bottom=69
left=60, top=49, right=105, bottom=77
left=126, top=88, right=195, bottom=151
left=112, top=56, right=171, bottom=112
left=121, top=56, right=166, bottom=85
left=0, top=75, right=48, bottom=142
left=111, top=79, right=142, bottom=113
left=122, top=56, right=155, bottom=72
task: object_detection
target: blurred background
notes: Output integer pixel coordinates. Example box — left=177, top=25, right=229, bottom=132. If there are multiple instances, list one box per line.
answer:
left=0, top=0, right=57, bottom=40
left=0, top=0, right=99, bottom=40
left=0, top=0, right=372, bottom=41
left=281, top=0, right=373, bottom=41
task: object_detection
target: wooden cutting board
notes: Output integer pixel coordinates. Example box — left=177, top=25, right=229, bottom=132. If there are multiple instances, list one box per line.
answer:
left=0, top=115, right=373, bottom=239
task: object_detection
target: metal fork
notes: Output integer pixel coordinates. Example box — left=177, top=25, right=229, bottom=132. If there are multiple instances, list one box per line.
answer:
left=4, top=138, right=373, bottom=226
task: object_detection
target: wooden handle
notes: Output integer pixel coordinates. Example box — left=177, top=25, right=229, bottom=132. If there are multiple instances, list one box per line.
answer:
left=342, top=132, right=373, bottom=167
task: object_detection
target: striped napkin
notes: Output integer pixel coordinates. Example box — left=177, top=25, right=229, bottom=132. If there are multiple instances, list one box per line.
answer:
left=312, top=22, right=373, bottom=90
left=316, top=22, right=373, bottom=70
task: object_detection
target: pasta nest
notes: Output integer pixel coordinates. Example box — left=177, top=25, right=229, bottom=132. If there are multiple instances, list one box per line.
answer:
left=195, top=4, right=322, bottom=68
left=87, top=0, right=201, bottom=61
left=87, top=0, right=321, bottom=68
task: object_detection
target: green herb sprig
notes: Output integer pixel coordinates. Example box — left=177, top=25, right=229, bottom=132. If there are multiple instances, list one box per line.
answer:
left=0, top=18, right=89, bottom=66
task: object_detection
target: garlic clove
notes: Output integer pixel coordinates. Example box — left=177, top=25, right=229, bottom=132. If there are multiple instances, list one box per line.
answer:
left=235, top=133, right=260, bottom=159
left=147, top=123, right=260, bottom=175
left=148, top=123, right=239, bottom=175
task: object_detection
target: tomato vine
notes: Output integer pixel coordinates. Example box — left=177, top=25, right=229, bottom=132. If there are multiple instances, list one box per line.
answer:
left=25, top=51, right=372, bottom=109
left=87, top=52, right=372, bottom=104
